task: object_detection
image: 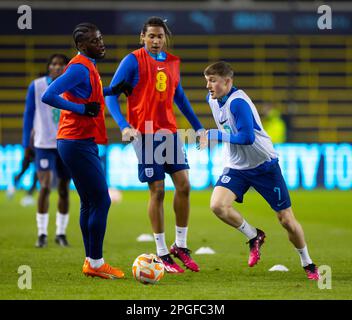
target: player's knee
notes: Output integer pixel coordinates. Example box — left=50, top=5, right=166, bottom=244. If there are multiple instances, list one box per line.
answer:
left=103, top=192, right=111, bottom=210
left=150, top=188, right=165, bottom=202
left=175, top=180, right=190, bottom=196
left=93, top=190, right=111, bottom=212
left=40, top=186, right=51, bottom=196
left=58, top=186, right=69, bottom=200
left=210, top=201, right=228, bottom=218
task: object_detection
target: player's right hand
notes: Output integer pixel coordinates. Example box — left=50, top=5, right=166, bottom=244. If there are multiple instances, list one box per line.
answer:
left=122, top=127, right=139, bottom=142
left=197, top=130, right=209, bottom=150
left=84, top=102, right=100, bottom=117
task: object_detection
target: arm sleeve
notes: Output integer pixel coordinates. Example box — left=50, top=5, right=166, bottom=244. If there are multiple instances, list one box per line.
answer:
left=105, top=54, right=138, bottom=131
left=174, top=81, right=203, bottom=131
left=41, top=64, right=88, bottom=114
left=208, top=98, right=255, bottom=145
left=22, top=82, right=35, bottom=147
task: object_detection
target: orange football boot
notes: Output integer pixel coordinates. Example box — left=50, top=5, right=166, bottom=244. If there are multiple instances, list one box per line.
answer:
left=82, top=258, right=90, bottom=275
left=85, top=262, right=125, bottom=280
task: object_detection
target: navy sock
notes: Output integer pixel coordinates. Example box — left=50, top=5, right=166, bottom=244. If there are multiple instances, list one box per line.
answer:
left=79, top=201, right=90, bottom=257
left=88, top=190, right=111, bottom=259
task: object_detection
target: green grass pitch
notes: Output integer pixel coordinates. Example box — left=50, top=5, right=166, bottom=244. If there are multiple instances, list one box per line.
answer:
left=0, top=189, right=351, bottom=300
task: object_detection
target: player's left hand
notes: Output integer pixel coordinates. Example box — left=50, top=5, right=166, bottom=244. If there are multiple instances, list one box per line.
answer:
left=111, top=80, right=133, bottom=97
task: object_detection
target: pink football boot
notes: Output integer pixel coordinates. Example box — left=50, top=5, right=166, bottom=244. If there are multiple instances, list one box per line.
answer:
left=170, top=244, right=200, bottom=272
left=304, top=263, right=320, bottom=280
left=158, top=254, right=185, bottom=273
left=247, top=229, right=266, bottom=267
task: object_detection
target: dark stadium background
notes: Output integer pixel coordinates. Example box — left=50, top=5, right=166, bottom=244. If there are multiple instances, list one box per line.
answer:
left=0, top=0, right=351, bottom=190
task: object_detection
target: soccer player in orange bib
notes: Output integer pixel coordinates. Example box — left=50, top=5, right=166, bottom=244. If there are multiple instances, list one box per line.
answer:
left=106, top=17, right=204, bottom=273
left=42, top=23, right=132, bottom=279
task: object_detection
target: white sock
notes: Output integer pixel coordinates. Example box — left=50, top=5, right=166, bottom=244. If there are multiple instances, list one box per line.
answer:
left=89, top=258, right=104, bottom=269
left=56, top=212, right=69, bottom=235
left=175, top=226, right=188, bottom=248
left=154, top=233, right=169, bottom=256
left=36, top=213, right=49, bottom=236
left=296, top=246, right=313, bottom=267
left=237, top=219, right=257, bottom=240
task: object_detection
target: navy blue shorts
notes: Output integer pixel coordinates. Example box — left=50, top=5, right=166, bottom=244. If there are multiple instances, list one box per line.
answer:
left=35, top=148, right=70, bottom=180
left=133, top=133, right=190, bottom=183
left=215, top=159, right=291, bottom=212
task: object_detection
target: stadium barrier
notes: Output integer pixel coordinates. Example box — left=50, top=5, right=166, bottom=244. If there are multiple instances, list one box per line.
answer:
left=1, top=143, right=351, bottom=191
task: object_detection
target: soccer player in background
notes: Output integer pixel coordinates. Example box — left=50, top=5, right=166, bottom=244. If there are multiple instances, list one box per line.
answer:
left=106, top=17, right=204, bottom=273
left=22, top=54, right=72, bottom=248
left=199, top=61, right=319, bottom=280
left=261, top=102, right=287, bottom=143
left=42, top=23, right=132, bottom=279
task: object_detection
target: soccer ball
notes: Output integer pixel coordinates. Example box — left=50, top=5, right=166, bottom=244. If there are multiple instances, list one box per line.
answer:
left=132, top=253, right=165, bottom=284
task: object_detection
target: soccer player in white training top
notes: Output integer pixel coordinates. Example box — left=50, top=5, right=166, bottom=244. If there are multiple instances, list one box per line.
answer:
left=23, top=54, right=71, bottom=248
left=199, top=61, right=319, bottom=280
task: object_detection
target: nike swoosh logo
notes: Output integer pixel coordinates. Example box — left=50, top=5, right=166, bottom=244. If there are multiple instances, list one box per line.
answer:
left=277, top=200, right=287, bottom=207
left=90, top=271, right=118, bottom=279
left=102, top=272, right=118, bottom=279
left=219, top=119, right=228, bottom=125
left=157, top=67, right=165, bottom=70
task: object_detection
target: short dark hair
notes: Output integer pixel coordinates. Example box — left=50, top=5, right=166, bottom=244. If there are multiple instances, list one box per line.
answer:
left=140, top=16, right=172, bottom=48
left=204, top=61, right=234, bottom=78
left=46, top=53, right=70, bottom=72
left=72, top=22, right=99, bottom=48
